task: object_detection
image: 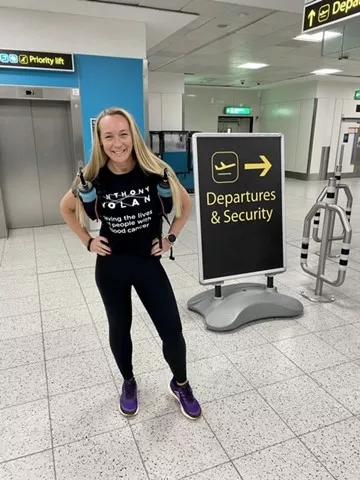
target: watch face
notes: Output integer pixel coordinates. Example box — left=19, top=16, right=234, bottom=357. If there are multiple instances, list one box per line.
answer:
left=167, top=234, right=176, bottom=244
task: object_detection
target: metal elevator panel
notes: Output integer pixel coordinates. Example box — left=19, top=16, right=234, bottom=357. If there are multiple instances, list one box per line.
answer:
left=31, top=101, right=74, bottom=225
left=0, top=99, right=43, bottom=228
left=0, top=99, right=74, bottom=228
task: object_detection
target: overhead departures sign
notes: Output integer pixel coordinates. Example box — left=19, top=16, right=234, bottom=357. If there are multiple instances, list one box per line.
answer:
left=0, top=49, right=74, bottom=72
left=192, top=133, right=285, bottom=284
left=303, top=0, right=360, bottom=33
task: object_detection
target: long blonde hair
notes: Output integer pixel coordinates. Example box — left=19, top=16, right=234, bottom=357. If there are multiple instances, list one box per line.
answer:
left=72, top=107, right=184, bottom=226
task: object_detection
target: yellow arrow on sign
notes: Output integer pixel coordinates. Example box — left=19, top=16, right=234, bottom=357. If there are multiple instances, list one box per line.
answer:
left=308, top=9, right=316, bottom=27
left=244, top=155, right=272, bottom=177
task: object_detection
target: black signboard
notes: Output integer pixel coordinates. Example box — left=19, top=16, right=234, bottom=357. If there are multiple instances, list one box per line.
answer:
left=303, top=0, right=360, bottom=33
left=0, top=49, right=74, bottom=72
left=192, top=134, right=285, bottom=284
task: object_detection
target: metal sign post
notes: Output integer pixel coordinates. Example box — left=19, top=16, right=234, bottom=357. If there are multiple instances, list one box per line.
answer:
left=188, top=133, right=303, bottom=331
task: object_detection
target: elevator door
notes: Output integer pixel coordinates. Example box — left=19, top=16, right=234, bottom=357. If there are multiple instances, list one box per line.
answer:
left=0, top=99, right=74, bottom=228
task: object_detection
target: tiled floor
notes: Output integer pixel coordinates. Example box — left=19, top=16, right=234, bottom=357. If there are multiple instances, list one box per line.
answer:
left=1, top=177, right=360, bottom=480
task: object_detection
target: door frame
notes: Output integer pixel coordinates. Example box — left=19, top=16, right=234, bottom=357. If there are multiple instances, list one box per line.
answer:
left=0, top=86, right=84, bottom=238
left=217, top=115, right=253, bottom=133
left=334, top=117, right=360, bottom=178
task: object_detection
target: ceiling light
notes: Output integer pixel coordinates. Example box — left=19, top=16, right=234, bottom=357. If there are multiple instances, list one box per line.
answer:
left=237, top=63, right=269, bottom=69
left=311, top=68, right=343, bottom=75
left=294, top=31, right=342, bottom=42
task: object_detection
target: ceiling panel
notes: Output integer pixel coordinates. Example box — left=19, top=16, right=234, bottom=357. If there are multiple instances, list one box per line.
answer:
left=149, top=1, right=360, bottom=87
left=4, top=0, right=359, bottom=87
left=140, top=0, right=192, bottom=9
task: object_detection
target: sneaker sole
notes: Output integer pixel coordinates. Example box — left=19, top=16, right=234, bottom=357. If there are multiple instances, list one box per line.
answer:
left=168, top=385, right=201, bottom=420
left=118, top=402, right=139, bottom=417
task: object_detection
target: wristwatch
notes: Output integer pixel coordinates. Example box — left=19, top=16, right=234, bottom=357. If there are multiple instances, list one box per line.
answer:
left=165, top=233, right=177, bottom=245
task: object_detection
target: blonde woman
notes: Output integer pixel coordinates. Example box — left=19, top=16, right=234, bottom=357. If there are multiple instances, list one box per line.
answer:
left=60, top=107, right=201, bottom=420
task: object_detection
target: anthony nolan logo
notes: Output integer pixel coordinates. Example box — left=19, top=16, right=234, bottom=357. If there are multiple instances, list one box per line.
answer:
left=102, top=187, right=151, bottom=209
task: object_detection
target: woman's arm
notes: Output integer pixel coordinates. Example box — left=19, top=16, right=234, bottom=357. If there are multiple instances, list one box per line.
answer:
left=152, top=185, right=192, bottom=256
left=167, top=185, right=192, bottom=238
left=59, top=191, right=111, bottom=255
left=60, top=191, right=92, bottom=246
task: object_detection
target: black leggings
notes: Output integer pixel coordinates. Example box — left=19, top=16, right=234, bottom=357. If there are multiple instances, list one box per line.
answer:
left=95, top=253, right=187, bottom=383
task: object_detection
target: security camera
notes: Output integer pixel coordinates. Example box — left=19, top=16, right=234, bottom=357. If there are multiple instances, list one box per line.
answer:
left=240, top=80, right=245, bottom=85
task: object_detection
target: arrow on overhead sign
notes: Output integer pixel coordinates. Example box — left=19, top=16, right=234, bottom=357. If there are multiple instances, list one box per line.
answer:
left=308, top=9, right=316, bottom=27
left=245, top=155, right=272, bottom=177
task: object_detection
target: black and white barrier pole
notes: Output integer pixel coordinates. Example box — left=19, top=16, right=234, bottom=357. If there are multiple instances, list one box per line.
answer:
left=313, top=159, right=353, bottom=258
left=301, top=177, right=352, bottom=303
left=188, top=133, right=303, bottom=332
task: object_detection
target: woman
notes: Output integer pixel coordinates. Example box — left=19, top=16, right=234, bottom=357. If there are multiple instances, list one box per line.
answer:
left=60, top=107, right=201, bottom=420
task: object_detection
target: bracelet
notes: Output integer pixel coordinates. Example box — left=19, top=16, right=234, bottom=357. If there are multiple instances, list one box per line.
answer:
left=87, top=237, right=94, bottom=252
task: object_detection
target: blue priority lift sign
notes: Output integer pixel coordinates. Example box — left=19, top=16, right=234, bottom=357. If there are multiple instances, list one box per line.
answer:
left=192, top=134, right=285, bottom=284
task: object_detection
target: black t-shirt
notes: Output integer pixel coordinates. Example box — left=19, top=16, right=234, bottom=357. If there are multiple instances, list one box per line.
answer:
left=94, top=164, right=162, bottom=256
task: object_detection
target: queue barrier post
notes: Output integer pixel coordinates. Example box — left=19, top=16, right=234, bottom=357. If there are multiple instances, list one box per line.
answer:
left=312, top=164, right=353, bottom=257
left=301, top=177, right=352, bottom=303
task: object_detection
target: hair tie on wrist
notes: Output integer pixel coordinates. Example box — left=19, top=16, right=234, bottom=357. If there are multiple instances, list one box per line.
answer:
left=87, top=238, right=94, bottom=252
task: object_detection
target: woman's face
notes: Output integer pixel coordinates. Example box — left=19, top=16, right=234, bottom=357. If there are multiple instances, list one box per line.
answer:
left=99, top=114, right=134, bottom=167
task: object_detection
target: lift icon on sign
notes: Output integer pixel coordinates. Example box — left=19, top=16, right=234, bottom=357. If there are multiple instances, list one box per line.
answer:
left=211, top=151, right=239, bottom=183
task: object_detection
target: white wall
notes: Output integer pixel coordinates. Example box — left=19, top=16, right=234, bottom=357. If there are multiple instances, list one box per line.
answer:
left=259, top=81, right=317, bottom=174
left=148, top=72, right=184, bottom=130
left=0, top=7, right=146, bottom=58
left=184, top=85, right=261, bottom=132
left=311, top=80, right=360, bottom=174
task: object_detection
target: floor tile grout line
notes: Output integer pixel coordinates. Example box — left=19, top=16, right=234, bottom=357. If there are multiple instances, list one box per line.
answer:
left=0, top=359, right=45, bottom=373
left=297, top=415, right=360, bottom=478
left=267, top=340, right=357, bottom=417
left=2, top=219, right=360, bottom=476
left=0, top=379, right=116, bottom=412
left=0, top=394, right=49, bottom=412
left=223, top=338, right=356, bottom=473
left=32, top=227, right=58, bottom=480
left=311, top=325, right=360, bottom=360
left=59, top=228, right=148, bottom=464
left=178, top=460, right=242, bottom=480
left=63, top=228, right=151, bottom=478
left=0, top=447, right=54, bottom=467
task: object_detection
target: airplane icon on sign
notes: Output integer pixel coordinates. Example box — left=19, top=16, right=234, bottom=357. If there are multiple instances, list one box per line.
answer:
left=214, top=161, right=237, bottom=171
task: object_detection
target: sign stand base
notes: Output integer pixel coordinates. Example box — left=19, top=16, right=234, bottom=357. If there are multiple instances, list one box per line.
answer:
left=187, top=283, right=303, bottom=332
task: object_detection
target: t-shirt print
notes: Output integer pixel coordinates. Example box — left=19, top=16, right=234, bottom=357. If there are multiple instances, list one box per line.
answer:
left=101, top=184, right=153, bottom=235
left=95, top=163, right=162, bottom=255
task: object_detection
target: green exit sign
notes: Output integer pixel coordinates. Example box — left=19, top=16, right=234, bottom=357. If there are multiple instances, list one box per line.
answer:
left=355, top=89, right=360, bottom=100
left=224, top=106, right=252, bottom=116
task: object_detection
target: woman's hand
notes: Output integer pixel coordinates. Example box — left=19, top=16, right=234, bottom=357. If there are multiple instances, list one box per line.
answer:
left=89, top=236, right=112, bottom=256
left=151, top=237, right=171, bottom=256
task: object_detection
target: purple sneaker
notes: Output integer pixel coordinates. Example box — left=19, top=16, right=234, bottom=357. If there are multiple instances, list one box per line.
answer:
left=169, top=378, right=202, bottom=420
left=119, top=378, right=138, bottom=416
